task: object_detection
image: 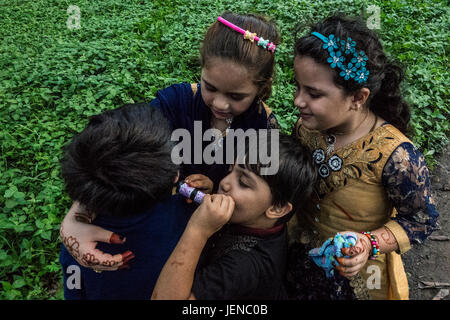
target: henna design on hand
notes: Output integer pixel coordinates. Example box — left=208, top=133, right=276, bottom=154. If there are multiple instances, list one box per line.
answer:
left=60, top=224, right=122, bottom=269
left=348, top=243, right=364, bottom=256
left=80, top=252, right=121, bottom=268
left=81, top=253, right=101, bottom=267
left=60, top=224, right=80, bottom=259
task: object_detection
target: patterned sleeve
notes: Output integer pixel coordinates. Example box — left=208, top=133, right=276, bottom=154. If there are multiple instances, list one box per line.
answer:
left=382, top=142, right=439, bottom=246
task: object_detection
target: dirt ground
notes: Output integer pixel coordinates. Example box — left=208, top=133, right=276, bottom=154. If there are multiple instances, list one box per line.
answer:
left=402, top=143, right=450, bottom=300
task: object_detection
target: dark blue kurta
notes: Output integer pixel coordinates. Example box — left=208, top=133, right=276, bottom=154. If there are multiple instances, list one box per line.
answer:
left=150, top=82, right=278, bottom=190
left=59, top=194, right=190, bottom=300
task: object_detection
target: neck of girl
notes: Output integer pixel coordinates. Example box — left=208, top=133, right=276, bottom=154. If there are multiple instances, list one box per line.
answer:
left=328, top=110, right=378, bottom=149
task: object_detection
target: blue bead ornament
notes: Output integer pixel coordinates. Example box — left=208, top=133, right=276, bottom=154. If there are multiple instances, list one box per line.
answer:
left=355, top=67, right=370, bottom=84
left=312, top=32, right=370, bottom=83
left=327, top=50, right=345, bottom=69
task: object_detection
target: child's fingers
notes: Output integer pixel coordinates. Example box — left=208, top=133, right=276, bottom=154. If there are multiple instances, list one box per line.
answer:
left=189, top=180, right=211, bottom=191
left=121, top=251, right=135, bottom=264
left=341, top=247, right=351, bottom=256
left=189, top=181, right=204, bottom=188
left=215, top=195, right=234, bottom=220
left=336, top=254, right=365, bottom=269
left=185, top=174, right=213, bottom=190
left=210, top=194, right=224, bottom=207
left=203, top=194, right=212, bottom=204
left=185, top=174, right=205, bottom=183
left=220, top=194, right=231, bottom=207
left=336, top=261, right=362, bottom=277
left=82, top=249, right=135, bottom=271
left=109, top=233, right=127, bottom=244
left=224, top=196, right=235, bottom=216
left=88, top=224, right=121, bottom=244
left=336, top=256, right=355, bottom=268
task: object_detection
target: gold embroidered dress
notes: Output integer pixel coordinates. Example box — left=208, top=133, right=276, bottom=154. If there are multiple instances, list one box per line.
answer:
left=287, top=118, right=439, bottom=300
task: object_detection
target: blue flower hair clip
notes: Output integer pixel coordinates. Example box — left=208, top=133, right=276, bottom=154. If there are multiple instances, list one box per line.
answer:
left=311, top=32, right=370, bottom=84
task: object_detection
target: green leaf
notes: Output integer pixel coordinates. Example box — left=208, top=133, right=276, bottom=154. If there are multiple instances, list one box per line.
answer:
left=12, top=278, right=26, bottom=289
left=5, top=199, right=17, bottom=209
left=41, top=231, right=52, bottom=240
left=13, top=191, right=25, bottom=200
left=1, top=281, right=12, bottom=291
left=4, top=186, right=18, bottom=198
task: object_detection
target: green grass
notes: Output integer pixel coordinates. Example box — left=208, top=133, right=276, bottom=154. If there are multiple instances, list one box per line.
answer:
left=0, top=0, right=448, bottom=299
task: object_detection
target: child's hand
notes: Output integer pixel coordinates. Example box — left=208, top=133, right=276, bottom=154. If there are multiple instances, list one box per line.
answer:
left=335, top=231, right=371, bottom=278
left=185, top=174, right=214, bottom=194
left=60, top=202, right=135, bottom=271
left=188, top=194, right=235, bottom=239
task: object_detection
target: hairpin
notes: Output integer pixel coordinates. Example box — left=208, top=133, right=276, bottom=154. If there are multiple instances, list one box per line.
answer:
left=217, top=16, right=276, bottom=53
left=311, top=31, right=369, bottom=83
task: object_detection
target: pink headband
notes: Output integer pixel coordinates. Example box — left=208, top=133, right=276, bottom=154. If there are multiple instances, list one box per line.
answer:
left=217, top=16, right=276, bottom=53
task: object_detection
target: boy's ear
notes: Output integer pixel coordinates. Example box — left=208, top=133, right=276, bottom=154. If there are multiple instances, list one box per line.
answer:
left=265, top=202, right=293, bottom=220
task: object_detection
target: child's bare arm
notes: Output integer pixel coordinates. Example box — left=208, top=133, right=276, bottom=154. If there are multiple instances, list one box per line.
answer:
left=151, top=194, right=235, bottom=300
left=59, top=201, right=135, bottom=271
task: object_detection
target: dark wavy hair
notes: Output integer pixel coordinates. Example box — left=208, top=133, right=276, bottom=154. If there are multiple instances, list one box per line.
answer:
left=61, top=103, right=178, bottom=217
left=294, top=14, right=410, bottom=134
left=200, top=11, right=280, bottom=101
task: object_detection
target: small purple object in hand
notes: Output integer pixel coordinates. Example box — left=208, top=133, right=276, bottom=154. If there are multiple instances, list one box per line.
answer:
left=177, top=181, right=206, bottom=204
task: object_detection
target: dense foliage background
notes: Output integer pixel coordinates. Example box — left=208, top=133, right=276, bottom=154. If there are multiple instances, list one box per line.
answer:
left=0, top=0, right=448, bottom=299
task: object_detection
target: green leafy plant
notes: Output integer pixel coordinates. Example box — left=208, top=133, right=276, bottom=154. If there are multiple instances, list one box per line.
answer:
left=0, top=0, right=448, bottom=299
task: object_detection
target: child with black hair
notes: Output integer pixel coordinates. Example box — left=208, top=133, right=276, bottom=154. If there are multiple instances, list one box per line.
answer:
left=152, top=134, right=317, bottom=300
left=59, top=12, right=282, bottom=270
left=286, top=14, right=439, bottom=300
left=59, top=104, right=190, bottom=299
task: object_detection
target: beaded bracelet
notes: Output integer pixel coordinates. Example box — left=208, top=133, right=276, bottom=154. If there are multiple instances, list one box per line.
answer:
left=361, top=231, right=380, bottom=260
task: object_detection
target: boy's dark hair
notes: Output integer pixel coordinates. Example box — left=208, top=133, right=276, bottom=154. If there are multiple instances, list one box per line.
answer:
left=294, top=14, right=410, bottom=134
left=200, top=11, right=280, bottom=101
left=61, top=103, right=178, bottom=217
left=241, top=132, right=317, bottom=225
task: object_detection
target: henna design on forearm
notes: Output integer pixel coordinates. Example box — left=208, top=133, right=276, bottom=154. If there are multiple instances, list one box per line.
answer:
left=379, top=226, right=397, bottom=245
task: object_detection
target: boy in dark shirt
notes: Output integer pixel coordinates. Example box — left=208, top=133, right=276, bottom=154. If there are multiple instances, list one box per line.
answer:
left=152, top=134, right=317, bottom=299
left=59, top=103, right=190, bottom=299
